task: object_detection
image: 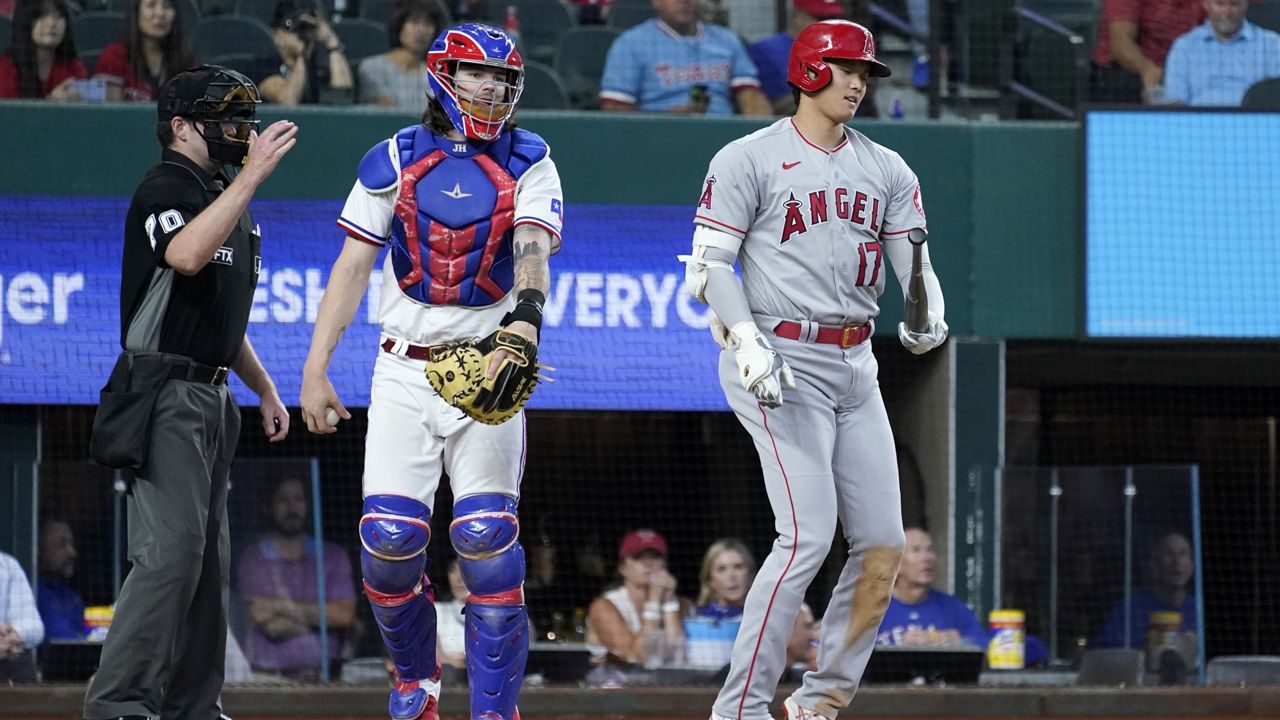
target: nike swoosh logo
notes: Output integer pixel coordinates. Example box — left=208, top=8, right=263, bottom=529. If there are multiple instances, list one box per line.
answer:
left=782, top=161, right=801, bottom=170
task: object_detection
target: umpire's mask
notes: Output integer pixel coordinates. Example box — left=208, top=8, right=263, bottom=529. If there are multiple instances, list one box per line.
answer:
left=158, top=65, right=262, bottom=166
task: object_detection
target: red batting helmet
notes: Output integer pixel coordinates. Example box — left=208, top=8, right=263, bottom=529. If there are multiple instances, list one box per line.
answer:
left=787, top=20, right=891, bottom=93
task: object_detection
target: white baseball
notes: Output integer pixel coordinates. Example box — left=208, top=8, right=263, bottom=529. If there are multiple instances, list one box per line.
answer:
left=324, top=408, right=340, bottom=427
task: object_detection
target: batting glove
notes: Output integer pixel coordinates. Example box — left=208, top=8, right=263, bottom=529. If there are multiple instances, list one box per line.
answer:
left=898, top=312, right=949, bottom=355
left=729, top=321, right=796, bottom=408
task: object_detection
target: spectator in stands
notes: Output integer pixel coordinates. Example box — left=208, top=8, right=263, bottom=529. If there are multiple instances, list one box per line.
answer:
left=1163, top=0, right=1280, bottom=106
left=747, top=0, right=847, bottom=114
left=0, top=550, right=44, bottom=683
left=357, top=0, right=442, bottom=111
left=93, top=0, right=195, bottom=102
left=36, top=517, right=87, bottom=641
left=694, top=537, right=754, bottom=621
left=0, top=0, right=87, bottom=100
left=1094, top=529, right=1198, bottom=649
left=599, top=0, right=771, bottom=115
left=876, top=527, right=985, bottom=648
left=237, top=475, right=358, bottom=679
left=250, top=0, right=353, bottom=105
left=1090, top=0, right=1204, bottom=104
left=435, top=557, right=467, bottom=672
left=586, top=529, right=689, bottom=665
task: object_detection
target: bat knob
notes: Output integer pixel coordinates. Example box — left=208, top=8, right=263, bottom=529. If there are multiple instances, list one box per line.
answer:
left=908, top=228, right=927, bottom=246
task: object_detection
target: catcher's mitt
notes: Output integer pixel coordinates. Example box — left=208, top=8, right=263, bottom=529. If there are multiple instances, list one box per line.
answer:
left=425, top=329, right=547, bottom=425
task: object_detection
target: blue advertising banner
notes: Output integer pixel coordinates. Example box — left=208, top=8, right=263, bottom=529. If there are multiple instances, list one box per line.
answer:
left=1085, top=111, right=1280, bottom=338
left=0, top=196, right=731, bottom=410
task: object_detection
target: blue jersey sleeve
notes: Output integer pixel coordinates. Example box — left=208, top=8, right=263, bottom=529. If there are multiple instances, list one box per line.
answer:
left=729, top=32, right=761, bottom=89
left=600, top=31, right=643, bottom=104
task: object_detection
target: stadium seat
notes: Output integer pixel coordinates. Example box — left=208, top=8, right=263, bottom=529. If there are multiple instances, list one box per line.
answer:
left=486, top=0, right=573, bottom=65
left=107, top=0, right=201, bottom=34
left=1247, top=0, right=1280, bottom=33
left=81, top=49, right=102, bottom=76
left=520, top=60, right=568, bottom=109
left=1242, top=77, right=1280, bottom=110
left=0, top=16, right=11, bottom=55
left=206, top=51, right=258, bottom=74
left=234, top=0, right=284, bottom=24
left=194, top=16, right=278, bottom=63
left=358, top=0, right=451, bottom=23
left=1076, top=649, right=1144, bottom=687
left=72, top=12, right=126, bottom=54
left=554, top=25, right=619, bottom=110
left=607, top=0, right=653, bottom=30
left=1207, top=656, right=1280, bottom=686
left=334, top=18, right=388, bottom=63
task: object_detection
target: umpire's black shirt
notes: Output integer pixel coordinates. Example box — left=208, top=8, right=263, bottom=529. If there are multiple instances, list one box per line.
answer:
left=120, top=149, right=261, bottom=367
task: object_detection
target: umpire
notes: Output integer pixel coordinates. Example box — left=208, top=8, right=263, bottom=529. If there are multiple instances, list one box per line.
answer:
left=84, top=65, right=297, bottom=720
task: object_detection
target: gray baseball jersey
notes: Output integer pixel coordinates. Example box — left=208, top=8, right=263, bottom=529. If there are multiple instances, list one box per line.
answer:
left=694, top=117, right=927, bottom=327
left=696, top=116, right=924, bottom=720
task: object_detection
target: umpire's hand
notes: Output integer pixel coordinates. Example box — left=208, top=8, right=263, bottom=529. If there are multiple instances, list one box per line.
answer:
left=239, top=120, right=299, bottom=187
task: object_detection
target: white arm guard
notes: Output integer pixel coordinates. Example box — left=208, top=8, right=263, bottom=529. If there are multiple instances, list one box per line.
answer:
left=885, top=231, right=946, bottom=319
left=678, top=224, right=743, bottom=302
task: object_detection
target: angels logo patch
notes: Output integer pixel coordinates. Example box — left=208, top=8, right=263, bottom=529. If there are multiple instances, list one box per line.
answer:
left=912, top=184, right=926, bottom=220
left=698, top=176, right=716, bottom=210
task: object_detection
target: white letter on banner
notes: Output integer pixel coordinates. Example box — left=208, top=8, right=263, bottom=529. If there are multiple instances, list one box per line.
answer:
left=641, top=273, right=677, bottom=329
left=544, top=272, right=573, bottom=327
left=271, top=268, right=303, bottom=322
left=53, top=273, right=84, bottom=324
left=676, top=282, right=713, bottom=328
left=605, top=273, right=642, bottom=328
left=7, top=273, right=49, bottom=324
left=306, top=269, right=325, bottom=322
left=575, top=272, right=604, bottom=327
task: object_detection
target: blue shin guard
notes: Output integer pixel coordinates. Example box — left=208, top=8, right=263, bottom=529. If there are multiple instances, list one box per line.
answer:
left=451, top=494, right=527, bottom=720
left=360, top=495, right=439, bottom=720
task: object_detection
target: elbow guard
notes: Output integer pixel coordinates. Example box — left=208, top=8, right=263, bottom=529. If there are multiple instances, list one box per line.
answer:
left=678, top=226, right=741, bottom=303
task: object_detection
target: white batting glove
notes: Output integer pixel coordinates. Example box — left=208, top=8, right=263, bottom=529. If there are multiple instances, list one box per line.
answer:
left=898, top=312, right=949, bottom=355
left=729, top=321, right=796, bottom=408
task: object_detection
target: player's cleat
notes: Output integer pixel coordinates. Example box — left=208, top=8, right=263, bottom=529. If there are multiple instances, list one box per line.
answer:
left=783, top=698, right=832, bottom=720
left=474, top=711, right=520, bottom=720
left=388, top=674, right=441, bottom=720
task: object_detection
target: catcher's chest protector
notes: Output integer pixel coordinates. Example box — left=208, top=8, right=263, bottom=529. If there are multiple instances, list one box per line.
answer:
left=387, top=127, right=541, bottom=309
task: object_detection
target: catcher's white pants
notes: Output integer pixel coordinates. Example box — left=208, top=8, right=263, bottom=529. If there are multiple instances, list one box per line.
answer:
left=363, top=350, right=526, bottom=510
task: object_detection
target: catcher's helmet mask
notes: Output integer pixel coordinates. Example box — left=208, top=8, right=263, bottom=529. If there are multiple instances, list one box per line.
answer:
left=159, top=65, right=262, bottom=166
left=787, top=20, right=891, bottom=95
left=426, top=24, right=524, bottom=141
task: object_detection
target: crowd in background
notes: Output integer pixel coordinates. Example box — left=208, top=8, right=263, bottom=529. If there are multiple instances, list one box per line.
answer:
left=4, top=0, right=1278, bottom=110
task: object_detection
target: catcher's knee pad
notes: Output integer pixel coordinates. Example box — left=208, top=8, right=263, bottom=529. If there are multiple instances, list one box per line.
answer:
left=465, top=603, right=529, bottom=720
left=449, top=494, right=525, bottom=601
left=360, top=495, right=438, bottom=682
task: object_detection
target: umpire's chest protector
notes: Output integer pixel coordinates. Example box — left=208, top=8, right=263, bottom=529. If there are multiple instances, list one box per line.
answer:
left=360, top=125, right=548, bottom=309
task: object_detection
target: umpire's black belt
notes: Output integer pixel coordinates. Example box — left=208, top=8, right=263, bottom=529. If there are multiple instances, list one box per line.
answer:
left=167, top=359, right=230, bottom=386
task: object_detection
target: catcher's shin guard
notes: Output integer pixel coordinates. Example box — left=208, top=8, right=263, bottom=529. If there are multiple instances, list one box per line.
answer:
left=360, top=494, right=440, bottom=715
left=450, top=494, right=528, bottom=720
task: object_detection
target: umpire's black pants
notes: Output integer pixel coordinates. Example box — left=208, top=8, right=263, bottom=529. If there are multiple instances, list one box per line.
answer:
left=84, top=378, right=240, bottom=720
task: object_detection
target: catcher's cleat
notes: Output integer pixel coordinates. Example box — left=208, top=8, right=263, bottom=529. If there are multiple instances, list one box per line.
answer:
left=389, top=674, right=441, bottom=720
left=474, top=711, right=520, bottom=720
left=783, top=698, right=831, bottom=720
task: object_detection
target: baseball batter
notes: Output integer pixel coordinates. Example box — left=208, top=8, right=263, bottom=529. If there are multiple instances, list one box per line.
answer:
left=681, top=20, right=948, bottom=720
left=299, top=24, right=561, bottom=720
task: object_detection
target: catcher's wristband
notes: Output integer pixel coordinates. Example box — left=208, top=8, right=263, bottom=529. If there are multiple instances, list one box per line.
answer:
left=501, top=289, right=546, bottom=332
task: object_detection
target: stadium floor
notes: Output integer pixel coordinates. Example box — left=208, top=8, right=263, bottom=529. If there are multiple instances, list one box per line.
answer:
left=3, top=686, right=1279, bottom=719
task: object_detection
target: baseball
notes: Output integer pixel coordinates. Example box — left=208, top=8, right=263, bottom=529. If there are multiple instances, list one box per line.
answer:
left=324, top=408, right=340, bottom=427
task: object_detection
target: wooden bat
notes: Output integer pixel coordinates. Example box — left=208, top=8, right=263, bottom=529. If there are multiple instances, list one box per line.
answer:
left=905, top=228, right=929, bottom=334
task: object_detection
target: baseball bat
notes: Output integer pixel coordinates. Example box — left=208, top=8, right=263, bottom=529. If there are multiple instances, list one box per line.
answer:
left=905, top=228, right=929, bottom=334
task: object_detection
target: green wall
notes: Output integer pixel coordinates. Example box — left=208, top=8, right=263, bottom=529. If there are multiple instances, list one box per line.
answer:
left=0, top=102, right=1081, bottom=339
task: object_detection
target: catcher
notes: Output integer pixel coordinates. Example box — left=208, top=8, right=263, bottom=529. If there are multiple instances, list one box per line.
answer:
left=299, top=23, right=561, bottom=720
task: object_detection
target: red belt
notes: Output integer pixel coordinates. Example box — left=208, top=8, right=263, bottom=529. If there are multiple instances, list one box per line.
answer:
left=380, top=338, right=444, bottom=361
left=773, top=321, right=871, bottom=348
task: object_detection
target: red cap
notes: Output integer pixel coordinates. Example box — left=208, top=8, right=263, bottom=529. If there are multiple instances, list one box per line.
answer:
left=619, top=529, right=668, bottom=559
left=795, top=0, right=847, bottom=19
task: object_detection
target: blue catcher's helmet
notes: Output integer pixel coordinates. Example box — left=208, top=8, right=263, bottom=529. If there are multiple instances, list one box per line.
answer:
left=426, top=23, right=525, bottom=142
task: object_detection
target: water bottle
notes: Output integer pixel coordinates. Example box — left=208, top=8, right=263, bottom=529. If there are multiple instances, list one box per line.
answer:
left=891, top=98, right=904, bottom=120
left=642, top=628, right=665, bottom=669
